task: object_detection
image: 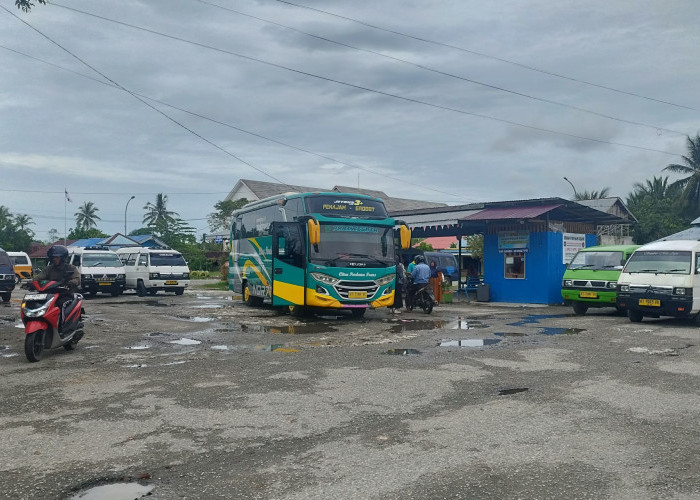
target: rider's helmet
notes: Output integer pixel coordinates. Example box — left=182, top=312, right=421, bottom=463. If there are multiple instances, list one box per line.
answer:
left=47, top=245, right=69, bottom=265
left=415, top=255, right=426, bottom=264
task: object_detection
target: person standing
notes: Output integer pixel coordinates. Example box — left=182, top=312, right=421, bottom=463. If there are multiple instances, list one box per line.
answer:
left=390, top=256, right=405, bottom=314
left=429, top=260, right=443, bottom=305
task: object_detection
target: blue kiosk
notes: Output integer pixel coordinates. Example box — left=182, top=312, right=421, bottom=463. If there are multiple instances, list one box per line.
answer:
left=391, top=198, right=631, bottom=304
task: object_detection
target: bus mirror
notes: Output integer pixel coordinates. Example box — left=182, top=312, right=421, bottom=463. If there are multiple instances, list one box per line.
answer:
left=399, top=225, right=411, bottom=249
left=307, top=218, right=320, bottom=245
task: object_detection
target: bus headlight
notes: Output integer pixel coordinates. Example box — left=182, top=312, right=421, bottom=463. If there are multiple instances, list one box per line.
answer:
left=310, top=273, right=340, bottom=285
left=375, top=274, right=395, bottom=286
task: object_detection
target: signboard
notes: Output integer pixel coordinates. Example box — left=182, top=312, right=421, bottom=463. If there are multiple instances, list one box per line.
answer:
left=563, top=233, right=586, bottom=264
left=305, top=196, right=388, bottom=218
left=498, top=231, right=529, bottom=253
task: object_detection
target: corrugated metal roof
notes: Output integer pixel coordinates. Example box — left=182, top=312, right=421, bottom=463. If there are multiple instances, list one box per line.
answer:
left=462, top=205, right=563, bottom=220
left=396, top=210, right=482, bottom=226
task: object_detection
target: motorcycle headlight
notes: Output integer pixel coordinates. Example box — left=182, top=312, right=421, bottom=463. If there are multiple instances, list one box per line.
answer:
left=375, top=273, right=396, bottom=286
left=310, top=272, right=340, bottom=285
left=22, top=296, right=55, bottom=317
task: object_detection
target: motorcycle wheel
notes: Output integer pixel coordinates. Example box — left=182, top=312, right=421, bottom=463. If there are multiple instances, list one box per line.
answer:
left=422, top=300, right=434, bottom=314
left=25, top=330, right=45, bottom=362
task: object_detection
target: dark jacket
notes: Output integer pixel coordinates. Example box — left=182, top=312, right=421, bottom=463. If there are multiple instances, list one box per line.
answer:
left=36, top=263, right=81, bottom=291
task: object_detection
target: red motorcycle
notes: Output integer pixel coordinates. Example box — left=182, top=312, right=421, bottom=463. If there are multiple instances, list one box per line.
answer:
left=20, top=280, right=84, bottom=362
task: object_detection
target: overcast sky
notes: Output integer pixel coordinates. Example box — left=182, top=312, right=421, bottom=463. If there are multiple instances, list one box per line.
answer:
left=2, top=0, right=698, bottom=240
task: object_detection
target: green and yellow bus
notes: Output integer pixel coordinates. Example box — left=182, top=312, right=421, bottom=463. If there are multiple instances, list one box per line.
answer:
left=228, top=192, right=410, bottom=317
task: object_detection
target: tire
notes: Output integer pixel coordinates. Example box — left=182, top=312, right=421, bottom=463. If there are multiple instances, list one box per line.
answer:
left=350, top=308, right=366, bottom=318
left=628, top=309, right=644, bottom=323
left=288, top=305, right=309, bottom=317
left=573, top=302, right=588, bottom=315
left=422, top=298, right=434, bottom=314
left=148, top=289, right=158, bottom=296
left=137, top=281, right=147, bottom=297
left=174, top=288, right=184, bottom=296
left=0, top=293, right=10, bottom=303
left=243, top=283, right=256, bottom=306
left=24, top=330, right=45, bottom=362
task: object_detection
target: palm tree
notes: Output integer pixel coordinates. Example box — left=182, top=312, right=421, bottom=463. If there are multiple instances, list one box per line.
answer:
left=74, top=201, right=101, bottom=230
left=574, top=187, right=611, bottom=200
left=13, top=214, right=35, bottom=239
left=627, top=176, right=678, bottom=205
left=664, top=134, right=700, bottom=216
left=0, top=206, right=12, bottom=226
left=143, top=193, right=179, bottom=229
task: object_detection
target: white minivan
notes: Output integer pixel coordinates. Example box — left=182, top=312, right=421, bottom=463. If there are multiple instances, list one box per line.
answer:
left=68, top=246, right=127, bottom=297
left=116, top=247, right=190, bottom=296
left=616, top=239, right=700, bottom=323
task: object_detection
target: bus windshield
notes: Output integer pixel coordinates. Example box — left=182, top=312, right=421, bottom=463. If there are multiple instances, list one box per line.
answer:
left=310, top=223, right=394, bottom=267
left=569, top=251, right=623, bottom=270
left=624, top=250, right=691, bottom=274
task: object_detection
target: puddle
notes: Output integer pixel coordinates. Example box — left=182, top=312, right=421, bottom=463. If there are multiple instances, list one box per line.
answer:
left=147, top=332, right=170, bottom=337
left=193, top=304, right=224, bottom=309
left=211, top=345, right=229, bottom=350
left=499, top=387, right=529, bottom=396
left=70, top=481, right=153, bottom=499
left=124, top=343, right=151, bottom=350
left=241, top=323, right=338, bottom=335
left=385, top=348, right=421, bottom=355
left=507, top=314, right=567, bottom=327
left=538, top=327, right=585, bottom=336
left=494, top=332, right=527, bottom=337
left=169, top=338, right=202, bottom=346
left=389, top=318, right=488, bottom=333
left=628, top=347, right=679, bottom=356
left=440, top=339, right=502, bottom=347
left=187, top=316, right=214, bottom=323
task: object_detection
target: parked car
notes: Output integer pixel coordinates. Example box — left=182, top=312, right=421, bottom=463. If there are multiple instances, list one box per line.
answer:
left=617, top=240, right=700, bottom=323
left=116, top=247, right=190, bottom=296
left=0, top=248, right=16, bottom=302
left=7, top=251, right=32, bottom=284
left=561, top=244, right=639, bottom=315
left=68, top=246, right=126, bottom=297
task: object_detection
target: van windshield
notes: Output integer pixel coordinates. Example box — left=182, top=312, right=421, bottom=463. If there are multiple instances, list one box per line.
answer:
left=624, top=251, right=691, bottom=274
left=83, top=253, right=123, bottom=267
left=0, top=253, right=11, bottom=267
left=150, top=253, right=187, bottom=266
left=569, top=251, right=623, bottom=270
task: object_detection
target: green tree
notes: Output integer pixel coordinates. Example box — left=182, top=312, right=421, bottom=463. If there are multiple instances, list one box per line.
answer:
left=74, top=201, right=101, bottom=231
left=15, top=0, right=45, bottom=12
left=664, top=134, right=700, bottom=218
left=67, top=227, right=109, bottom=240
left=143, top=194, right=179, bottom=230
left=574, top=187, right=611, bottom=200
left=626, top=176, right=687, bottom=244
left=13, top=214, right=35, bottom=240
left=0, top=206, right=32, bottom=251
left=207, top=198, right=249, bottom=233
left=462, top=234, right=484, bottom=261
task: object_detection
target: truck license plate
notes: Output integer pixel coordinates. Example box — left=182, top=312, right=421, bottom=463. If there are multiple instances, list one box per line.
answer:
left=579, top=291, right=598, bottom=298
left=348, top=291, right=367, bottom=299
left=639, top=298, right=660, bottom=307
left=165, top=280, right=178, bottom=285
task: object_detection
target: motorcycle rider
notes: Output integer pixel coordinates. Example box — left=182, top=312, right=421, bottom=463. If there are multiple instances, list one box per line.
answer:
left=408, top=255, right=434, bottom=307
left=34, top=245, right=80, bottom=327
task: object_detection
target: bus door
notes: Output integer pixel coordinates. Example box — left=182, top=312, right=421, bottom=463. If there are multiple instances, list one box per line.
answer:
left=271, top=222, right=307, bottom=306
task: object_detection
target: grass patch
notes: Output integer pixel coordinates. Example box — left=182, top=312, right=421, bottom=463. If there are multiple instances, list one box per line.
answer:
left=194, top=281, right=230, bottom=291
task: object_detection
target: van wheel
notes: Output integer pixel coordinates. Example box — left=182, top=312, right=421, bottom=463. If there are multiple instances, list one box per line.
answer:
left=1, top=293, right=10, bottom=303
left=174, top=288, right=184, bottom=296
left=573, top=302, right=588, bottom=315
left=148, top=289, right=158, bottom=296
left=628, top=309, right=644, bottom=323
left=136, top=281, right=147, bottom=297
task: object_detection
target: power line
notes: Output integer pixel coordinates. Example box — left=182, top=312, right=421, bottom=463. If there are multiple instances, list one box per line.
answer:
left=0, top=44, right=474, bottom=202
left=1, top=5, right=294, bottom=190
left=196, top=0, right=686, bottom=137
left=47, top=2, right=683, bottom=157
left=273, top=0, right=700, bottom=113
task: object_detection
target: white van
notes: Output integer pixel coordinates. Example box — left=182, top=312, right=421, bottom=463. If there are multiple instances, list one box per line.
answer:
left=116, top=247, right=190, bottom=296
left=68, top=246, right=126, bottom=297
left=7, top=251, right=32, bottom=283
left=616, top=240, right=700, bottom=323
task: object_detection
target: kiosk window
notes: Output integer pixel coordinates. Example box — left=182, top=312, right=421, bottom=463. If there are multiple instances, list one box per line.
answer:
left=505, top=252, right=525, bottom=279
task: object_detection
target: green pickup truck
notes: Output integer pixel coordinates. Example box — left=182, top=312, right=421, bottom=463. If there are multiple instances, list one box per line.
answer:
left=561, top=244, right=640, bottom=315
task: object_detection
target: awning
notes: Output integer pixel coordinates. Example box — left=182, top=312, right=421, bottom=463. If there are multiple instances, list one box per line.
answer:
left=461, top=205, right=562, bottom=221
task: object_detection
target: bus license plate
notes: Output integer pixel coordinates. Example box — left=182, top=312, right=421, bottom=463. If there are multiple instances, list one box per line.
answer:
left=639, top=298, right=660, bottom=307
left=348, top=291, right=367, bottom=299
left=579, top=291, right=598, bottom=298
left=165, top=280, right=178, bottom=285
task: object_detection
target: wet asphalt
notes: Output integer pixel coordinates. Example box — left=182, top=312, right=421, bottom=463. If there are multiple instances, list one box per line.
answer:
left=1, top=283, right=700, bottom=499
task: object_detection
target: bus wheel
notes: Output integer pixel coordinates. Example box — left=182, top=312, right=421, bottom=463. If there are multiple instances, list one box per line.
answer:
left=288, top=305, right=308, bottom=317
left=243, top=283, right=257, bottom=307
